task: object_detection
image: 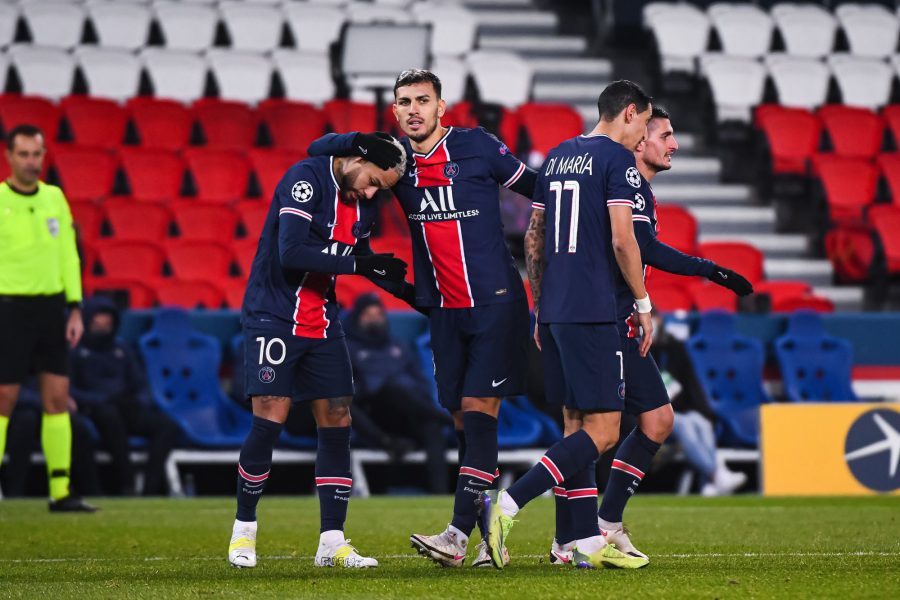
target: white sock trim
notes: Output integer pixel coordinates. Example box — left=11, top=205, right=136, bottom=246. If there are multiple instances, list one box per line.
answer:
left=498, top=490, right=520, bottom=517
left=598, top=517, right=622, bottom=531
left=234, top=519, right=257, bottom=530
left=447, top=524, right=469, bottom=549
left=319, top=529, right=345, bottom=548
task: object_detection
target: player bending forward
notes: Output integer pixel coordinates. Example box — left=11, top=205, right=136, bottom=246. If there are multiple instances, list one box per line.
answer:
left=228, top=134, right=412, bottom=569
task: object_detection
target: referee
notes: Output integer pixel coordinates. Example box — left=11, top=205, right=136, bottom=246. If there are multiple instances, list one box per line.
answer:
left=0, top=124, right=95, bottom=511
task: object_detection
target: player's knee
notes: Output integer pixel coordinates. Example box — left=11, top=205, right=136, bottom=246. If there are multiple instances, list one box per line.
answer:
left=583, top=425, right=619, bottom=454
left=318, top=396, right=352, bottom=427
left=460, top=396, right=500, bottom=416
left=641, top=405, right=674, bottom=443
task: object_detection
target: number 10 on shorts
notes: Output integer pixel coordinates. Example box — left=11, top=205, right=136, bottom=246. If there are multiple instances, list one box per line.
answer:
left=256, top=336, right=286, bottom=365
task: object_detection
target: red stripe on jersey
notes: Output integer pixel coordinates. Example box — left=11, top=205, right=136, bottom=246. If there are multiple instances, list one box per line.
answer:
left=413, top=135, right=452, bottom=188
left=421, top=220, right=474, bottom=308
left=611, top=459, right=645, bottom=480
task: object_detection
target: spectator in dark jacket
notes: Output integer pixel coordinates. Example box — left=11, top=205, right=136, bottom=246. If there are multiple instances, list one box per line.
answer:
left=345, top=294, right=452, bottom=494
left=70, top=298, right=180, bottom=495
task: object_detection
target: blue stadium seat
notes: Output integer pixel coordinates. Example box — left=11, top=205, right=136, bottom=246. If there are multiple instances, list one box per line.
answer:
left=775, top=310, right=858, bottom=402
left=506, top=396, right=562, bottom=446
left=687, top=311, right=771, bottom=448
left=139, top=307, right=251, bottom=448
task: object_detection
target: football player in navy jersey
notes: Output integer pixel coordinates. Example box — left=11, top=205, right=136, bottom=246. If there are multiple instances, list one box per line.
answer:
left=307, top=70, right=536, bottom=568
left=484, top=80, right=657, bottom=570
left=227, top=134, right=413, bottom=570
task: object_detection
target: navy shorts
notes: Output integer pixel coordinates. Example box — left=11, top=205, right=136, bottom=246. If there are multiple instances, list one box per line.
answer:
left=429, top=299, right=530, bottom=411
left=620, top=337, right=671, bottom=415
left=243, top=327, right=354, bottom=402
left=540, top=322, right=625, bottom=412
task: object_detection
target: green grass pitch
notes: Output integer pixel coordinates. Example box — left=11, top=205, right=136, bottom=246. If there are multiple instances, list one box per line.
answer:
left=1, top=495, right=898, bottom=599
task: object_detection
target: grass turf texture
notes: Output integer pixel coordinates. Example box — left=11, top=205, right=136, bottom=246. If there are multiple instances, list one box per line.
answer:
left=1, top=496, right=898, bottom=599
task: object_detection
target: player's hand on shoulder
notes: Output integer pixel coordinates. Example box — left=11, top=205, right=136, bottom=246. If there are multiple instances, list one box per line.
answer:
left=355, top=253, right=408, bottom=283
left=352, top=132, right=403, bottom=170
left=707, top=265, right=754, bottom=296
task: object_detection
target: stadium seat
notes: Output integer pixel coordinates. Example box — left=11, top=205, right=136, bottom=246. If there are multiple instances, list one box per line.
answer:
left=257, top=100, right=325, bottom=154
left=126, top=98, right=193, bottom=151
left=74, top=47, right=142, bottom=103
left=154, top=2, right=219, bottom=52
left=411, top=1, right=477, bottom=56
left=283, top=2, right=344, bottom=53
left=219, top=1, right=284, bottom=52
left=649, top=283, right=694, bottom=312
left=430, top=55, right=468, bottom=107
left=868, top=204, right=900, bottom=274
left=155, top=280, right=226, bottom=310
left=442, top=102, right=480, bottom=130
left=687, top=311, right=770, bottom=447
left=752, top=280, right=811, bottom=308
left=775, top=294, right=834, bottom=313
left=700, top=55, right=767, bottom=123
left=699, top=242, right=764, bottom=285
left=166, top=240, right=235, bottom=282
left=93, top=240, right=166, bottom=279
left=247, top=148, right=301, bottom=200
left=173, top=204, right=240, bottom=241
left=811, top=154, right=879, bottom=222
left=818, top=105, right=885, bottom=160
left=84, top=277, right=157, bottom=310
left=140, top=48, right=209, bottom=104
left=516, top=103, right=584, bottom=165
left=689, top=279, right=738, bottom=312
left=86, top=1, right=153, bottom=50
left=184, top=149, right=251, bottom=203
left=334, top=276, right=412, bottom=312
left=7, top=45, right=76, bottom=101
left=271, top=50, right=336, bottom=106
left=120, top=147, right=186, bottom=203
left=53, top=146, right=118, bottom=202
left=824, top=221, right=876, bottom=284
left=775, top=310, right=857, bottom=402
left=69, top=201, right=104, bottom=249
left=0, top=95, right=61, bottom=142
left=345, top=2, right=411, bottom=24
left=323, top=99, right=376, bottom=133
left=755, top=105, right=821, bottom=175
left=707, top=3, right=774, bottom=58
left=20, top=1, right=86, bottom=49
left=104, top=201, right=172, bottom=242
left=655, top=204, right=698, bottom=255
left=770, top=3, right=838, bottom=58
left=0, top=4, right=16, bottom=49
left=877, top=153, right=900, bottom=205
left=231, top=237, right=259, bottom=278
left=828, top=55, right=894, bottom=111
left=764, top=55, right=831, bottom=111
left=192, top=99, right=257, bottom=151
left=883, top=105, right=900, bottom=149
left=60, top=96, right=128, bottom=149
left=835, top=3, right=899, bottom=58
left=644, top=2, right=710, bottom=74
left=0, top=54, right=7, bottom=94
left=223, top=278, right=247, bottom=310
left=466, top=51, right=532, bottom=109
left=206, top=50, right=273, bottom=105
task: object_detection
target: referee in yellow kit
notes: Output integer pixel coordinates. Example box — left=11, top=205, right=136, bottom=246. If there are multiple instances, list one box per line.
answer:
left=0, top=124, right=96, bottom=511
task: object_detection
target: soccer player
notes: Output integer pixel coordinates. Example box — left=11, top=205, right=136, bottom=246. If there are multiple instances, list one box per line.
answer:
left=227, top=134, right=411, bottom=569
left=484, top=80, right=656, bottom=570
left=307, top=69, right=536, bottom=568
left=545, top=106, right=754, bottom=568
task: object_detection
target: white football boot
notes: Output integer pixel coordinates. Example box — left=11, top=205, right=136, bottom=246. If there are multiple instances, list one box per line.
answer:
left=549, top=539, right=575, bottom=565
left=314, top=539, right=378, bottom=568
left=410, top=527, right=467, bottom=568
left=472, top=539, right=509, bottom=568
left=598, top=522, right=650, bottom=568
left=228, top=520, right=257, bottom=568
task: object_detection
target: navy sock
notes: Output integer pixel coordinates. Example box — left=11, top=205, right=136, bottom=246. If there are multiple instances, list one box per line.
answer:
left=450, top=412, right=498, bottom=537
left=598, top=428, right=661, bottom=523
left=553, top=485, right=573, bottom=545
left=235, top=416, right=283, bottom=522
left=565, top=463, right=600, bottom=540
left=507, top=430, right=599, bottom=509
left=455, top=428, right=466, bottom=466
left=316, top=426, right=352, bottom=534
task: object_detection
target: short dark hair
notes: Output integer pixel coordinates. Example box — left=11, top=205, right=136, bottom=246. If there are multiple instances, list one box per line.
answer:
left=651, top=105, right=670, bottom=121
left=596, top=80, right=652, bottom=122
left=393, top=69, right=442, bottom=99
left=5, top=124, right=44, bottom=151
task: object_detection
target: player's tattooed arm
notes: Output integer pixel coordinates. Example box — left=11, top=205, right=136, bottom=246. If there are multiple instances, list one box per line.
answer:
left=524, top=208, right=546, bottom=312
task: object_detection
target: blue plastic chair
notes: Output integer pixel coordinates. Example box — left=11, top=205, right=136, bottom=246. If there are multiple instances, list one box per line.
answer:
left=775, top=310, right=858, bottom=402
left=139, top=307, right=251, bottom=448
left=506, top=396, right=562, bottom=446
left=687, top=311, right=771, bottom=448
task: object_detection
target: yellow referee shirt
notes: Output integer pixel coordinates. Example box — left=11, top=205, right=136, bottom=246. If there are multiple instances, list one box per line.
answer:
left=0, top=181, right=82, bottom=303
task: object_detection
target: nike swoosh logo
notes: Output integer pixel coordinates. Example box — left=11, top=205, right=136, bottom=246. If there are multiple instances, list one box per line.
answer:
left=374, top=269, right=386, bottom=276
left=336, top=488, right=351, bottom=494
left=467, top=480, right=488, bottom=487
left=492, top=378, right=508, bottom=388
left=718, top=271, right=728, bottom=279
left=358, top=146, right=368, bottom=155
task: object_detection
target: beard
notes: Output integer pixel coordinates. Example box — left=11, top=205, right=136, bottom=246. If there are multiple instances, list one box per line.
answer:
left=404, top=116, right=439, bottom=143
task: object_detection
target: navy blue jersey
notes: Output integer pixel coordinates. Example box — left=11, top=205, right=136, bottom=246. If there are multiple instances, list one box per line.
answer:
left=534, top=134, right=641, bottom=324
left=242, top=156, right=377, bottom=339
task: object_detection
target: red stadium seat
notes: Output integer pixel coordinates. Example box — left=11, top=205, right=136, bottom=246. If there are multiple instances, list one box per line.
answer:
left=334, top=276, right=412, bottom=311
left=775, top=294, right=834, bottom=313
left=173, top=204, right=240, bottom=241
left=883, top=105, right=900, bottom=148
left=646, top=268, right=694, bottom=290
left=247, top=148, right=302, bottom=200
left=236, top=201, right=269, bottom=241
left=126, top=97, right=192, bottom=151
left=53, top=146, right=118, bottom=202
left=824, top=222, right=876, bottom=283
left=698, top=241, right=765, bottom=285
left=231, top=238, right=258, bottom=278
left=496, top=107, right=521, bottom=150
left=0, top=95, right=61, bottom=142
left=818, top=105, right=885, bottom=160
left=83, top=277, right=157, bottom=309
left=93, top=240, right=166, bottom=279
left=223, top=278, right=247, bottom=309
left=649, top=283, right=694, bottom=312
left=323, top=99, right=376, bottom=133
left=105, top=201, right=171, bottom=242
left=120, top=147, right=186, bottom=203
left=517, top=103, right=584, bottom=159
left=441, top=102, right=479, bottom=129
left=689, top=280, right=738, bottom=312
left=156, top=279, right=225, bottom=309
left=753, top=280, right=811, bottom=309
left=192, top=98, right=257, bottom=150
left=60, top=97, right=127, bottom=149
left=868, top=204, right=900, bottom=274
left=69, top=201, right=104, bottom=248
left=876, top=153, right=900, bottom=205
left=257, top=99, right=325, bottom=154
left=754, top=105, right=821, bottom=175
left=165, top=240, right=234, bottom=281
left=811, top=154, right=879, bottom=222
left=655, top=204, right=698, bottom=255
left=184, top=149, right=251, bottom=203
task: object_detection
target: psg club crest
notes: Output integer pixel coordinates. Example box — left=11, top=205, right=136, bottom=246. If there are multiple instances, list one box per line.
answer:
left=618, top=381, right=626, bottom=400
left=498, top=144, right=509, bottom=156
left=634, top=193, right=645, bottom=211
left=443, top=162, right=460, bottom=179
left=626, top=167, right=642, bottom=188
left=258, top=366, right=276, bottom=384
left=291, top=180, right=314, bottom=203
left=351, top=221, right=365, bottom=238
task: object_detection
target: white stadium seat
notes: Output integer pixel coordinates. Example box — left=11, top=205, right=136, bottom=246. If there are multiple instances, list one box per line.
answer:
left=86, top=1, right=153, bottom=50
left=412, top=1, right=477, bottom=56
left=271, top=49, right=335, bottom=106
left=0, top=3, right=18, bottom=48
left=8, top=45, right=76, bottom=100
left=700, top=54, right=767, bottom=123
left=154, top=1, right=219, bottom=52
left=75, top=47, right=142, bottom=102
left=707, top=3, right=774, bottom=58
left=828, top=54, right=894, bottom=111
left=219, top=1, right=284, bottom=52
left=207, top=50, right=273, bottom=105
left=432, top=54, right=468, bottom=106
left=141, top=48, right=209, bottom=103
left=284, top=3, right=344, bottom=53
left=770, top=3, right=837, bottom=59
left=0, top=53, right=8, bottom=93
left=20, top=1, right=86, bottom=49
left=892, top=54, right=900, bottom=80
left=835, top=4, right=899, bottom=59
left=467, top=50, right=532, bottom=109
left=764, top=54, right=830, bottom=111
left=645, top=3, right=710, bottom=74
left=344, top=2, right=412, bottom=25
